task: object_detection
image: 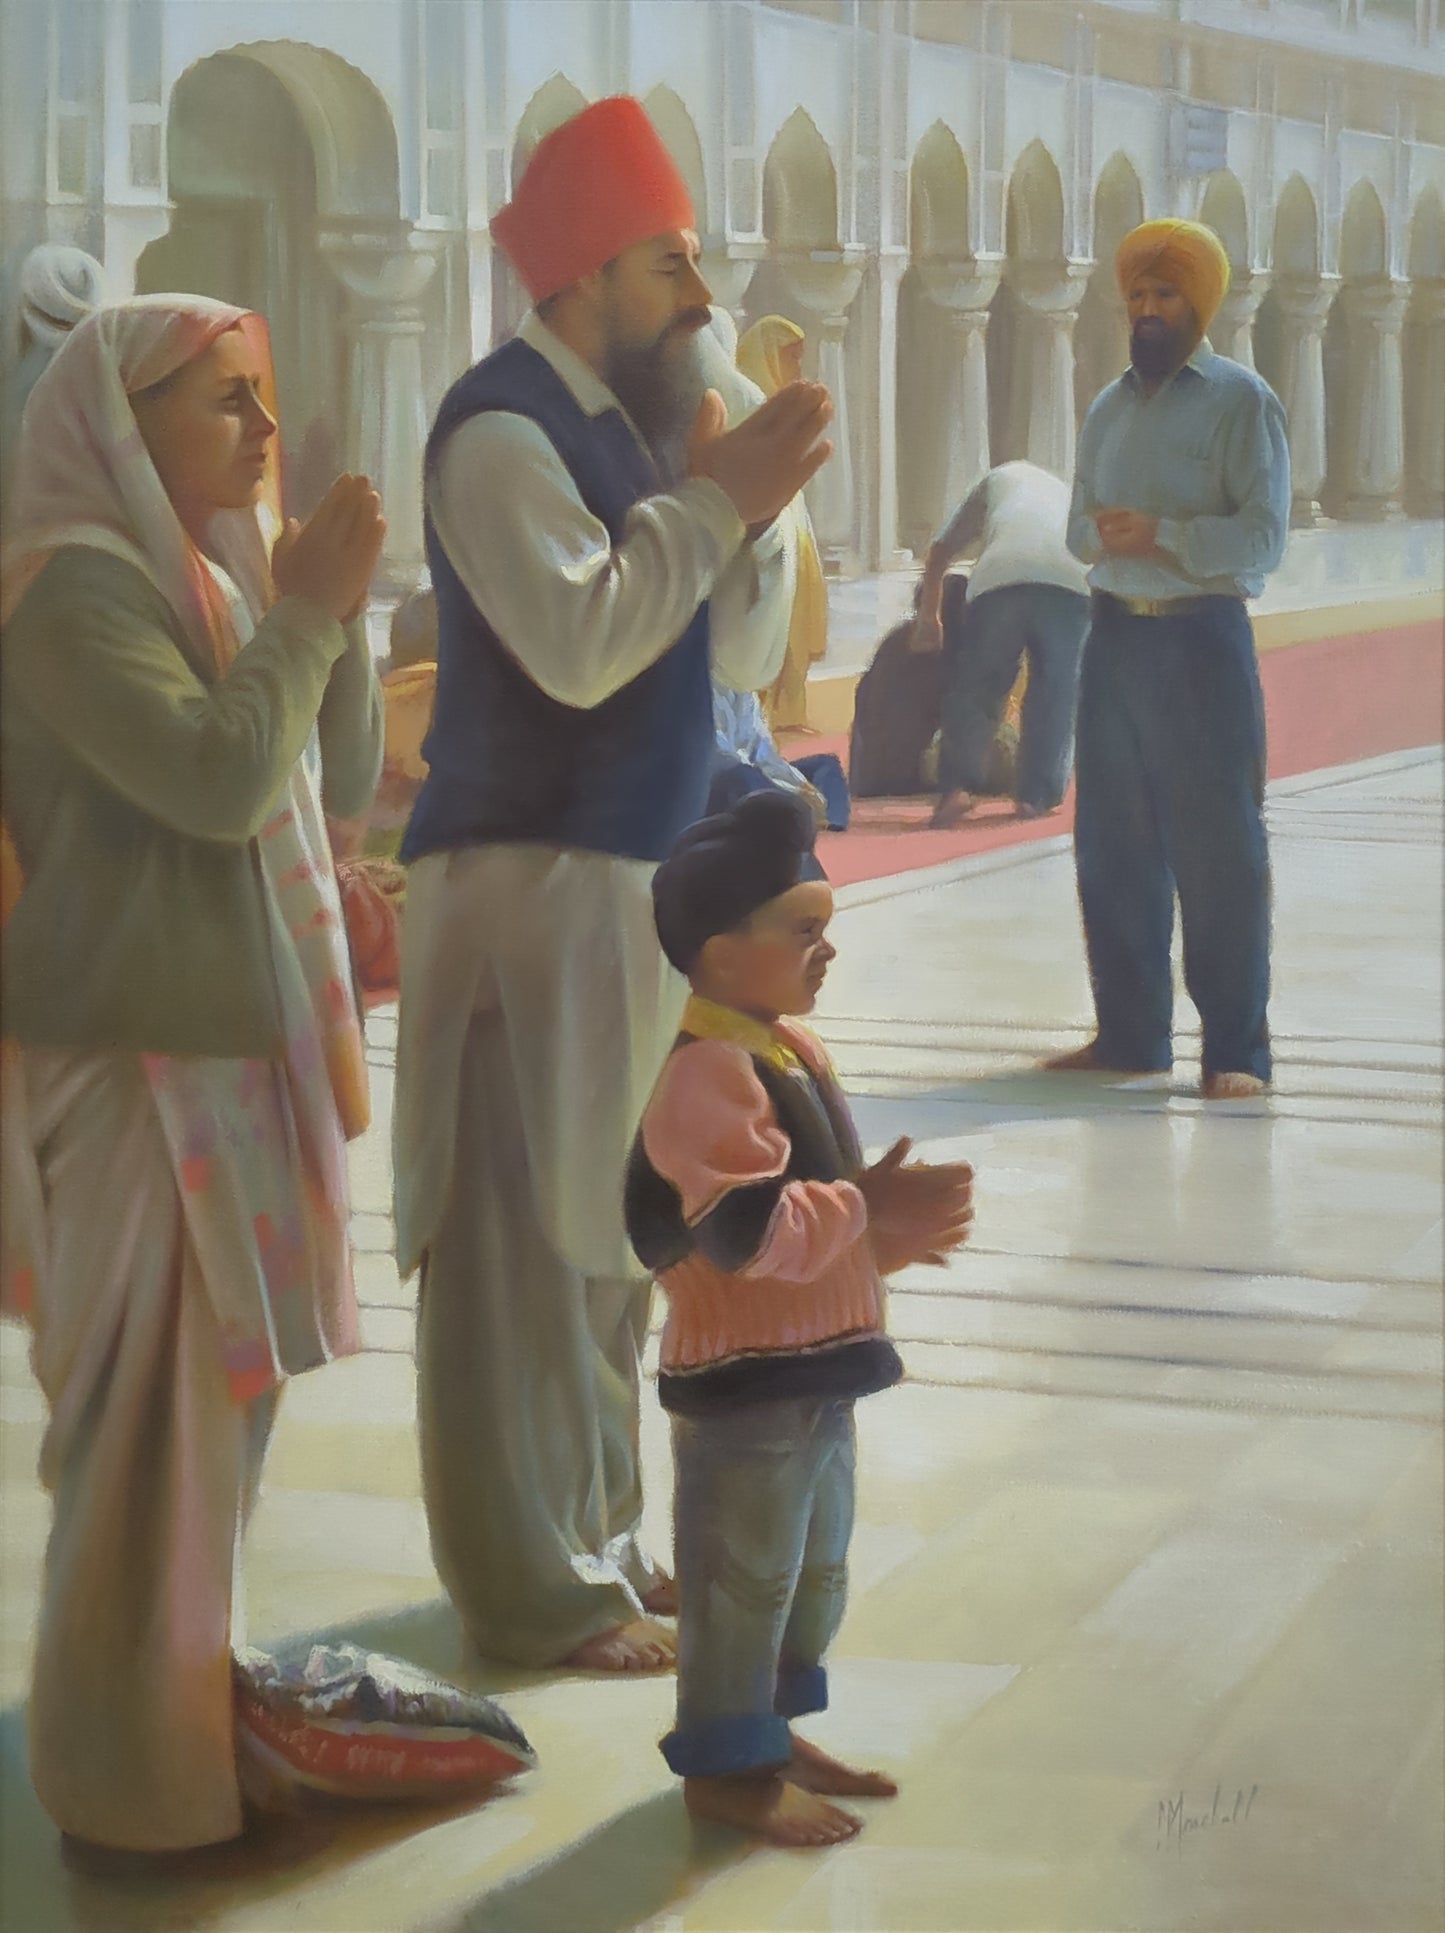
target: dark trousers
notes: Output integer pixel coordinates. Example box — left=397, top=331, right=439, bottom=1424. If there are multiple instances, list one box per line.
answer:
left=707, top=753, right=851, bottom=831
left=1073, top=595, right=1272, bottom=1081
left=939, top=583, right=1090, bottom=810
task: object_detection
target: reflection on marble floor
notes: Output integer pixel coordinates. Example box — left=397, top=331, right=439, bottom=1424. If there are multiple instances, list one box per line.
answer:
left=1, top=750, right=1440, bottom=1933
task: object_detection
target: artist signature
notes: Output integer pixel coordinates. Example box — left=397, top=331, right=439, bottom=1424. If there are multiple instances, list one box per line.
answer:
left=1155, top=1782, right=1260, bottom=1853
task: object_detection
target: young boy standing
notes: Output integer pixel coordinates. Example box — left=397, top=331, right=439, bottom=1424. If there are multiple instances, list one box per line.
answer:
left=627, top=791, right=975, bottom=1847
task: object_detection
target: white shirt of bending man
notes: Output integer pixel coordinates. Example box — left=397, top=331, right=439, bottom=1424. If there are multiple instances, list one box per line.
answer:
left=394, top=310, right=796, bottom=1282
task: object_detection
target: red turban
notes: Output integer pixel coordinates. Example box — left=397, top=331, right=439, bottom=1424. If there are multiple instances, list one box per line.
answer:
left=491, top=97, right=697, bottom=305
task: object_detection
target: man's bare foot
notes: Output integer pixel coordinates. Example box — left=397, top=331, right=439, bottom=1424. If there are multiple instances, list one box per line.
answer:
left=786, top=1731, right=898, bottom=1797
left=562, top=1619, right=676, bottom=1673
left=684, top=1773, right=862, bottom=1847
left=930, top=789, right=976, bottom=830
left=1201, top=1070, right=1270, bottom=1100
left=640, top=1574, right=677, bottom=1617
left=1040, top=1039, right=1166, bottom=1075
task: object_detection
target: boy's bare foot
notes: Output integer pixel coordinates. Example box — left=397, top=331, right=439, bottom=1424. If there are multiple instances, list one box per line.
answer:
left=684, top=1773, right=862, bottom=1846
left=562, top=1619, right=676, bottom=1672
left=640, top=1573, right=678, bottom=1617
left=786, top=1731, right=898, bottom=1797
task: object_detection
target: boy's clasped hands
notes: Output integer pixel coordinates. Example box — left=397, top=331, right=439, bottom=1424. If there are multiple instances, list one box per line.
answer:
left=858, top=1136, right=975, bottom=1275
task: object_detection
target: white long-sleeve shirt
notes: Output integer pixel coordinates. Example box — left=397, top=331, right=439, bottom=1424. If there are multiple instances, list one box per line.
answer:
left=395, top=312, right=796, bottom=1280
left=428, top=310, right=791, bottom=705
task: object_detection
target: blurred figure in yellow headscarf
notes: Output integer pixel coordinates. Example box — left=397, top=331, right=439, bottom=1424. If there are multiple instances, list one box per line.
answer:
left=736, top=316, right=829, bottom=732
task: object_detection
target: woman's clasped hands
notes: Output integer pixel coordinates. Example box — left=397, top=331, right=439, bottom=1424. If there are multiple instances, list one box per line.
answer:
left=272, top=474, right=386, bottom=624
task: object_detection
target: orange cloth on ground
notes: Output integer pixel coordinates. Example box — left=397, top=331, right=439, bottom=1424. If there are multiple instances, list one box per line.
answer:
left=491, top=97, right=696, bottom=303
left=1115, top=219, right=1231, bottom=343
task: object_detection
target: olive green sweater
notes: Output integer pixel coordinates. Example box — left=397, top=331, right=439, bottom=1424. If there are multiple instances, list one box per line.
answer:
left=2, top=546, right=384, bottom=1057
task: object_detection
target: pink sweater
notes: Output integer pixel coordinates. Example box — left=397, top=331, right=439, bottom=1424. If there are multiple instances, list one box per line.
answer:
left=639, top=1017, right=889, bottom=1380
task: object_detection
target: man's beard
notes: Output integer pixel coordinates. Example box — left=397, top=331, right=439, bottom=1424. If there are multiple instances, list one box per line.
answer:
left=602, top=315, right=710, bottom=484
left=1130, top=315, right=1194, bottom=380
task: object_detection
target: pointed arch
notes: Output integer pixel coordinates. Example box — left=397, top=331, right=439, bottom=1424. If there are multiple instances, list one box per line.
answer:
left=762, top=108, right=839, bottom=251
left=642, top=85, right=707, bottom=230
left=1414, top=183, right=1445, bottom=280
left=1093, top=151, right=1145, bottom=263
left=1272, top=175, right=1320, bottom=277
left=1199, top=170, right=1249, bottom=269
left=1339, top=179, right=1388, bottom=280
left=512, top=74, right=589, bottom=182
left=1407, top=183, right=1444, bottom=280
left=1006, top=141, right=1065, bottom=265
left=910, top=121, right=970, bottom=261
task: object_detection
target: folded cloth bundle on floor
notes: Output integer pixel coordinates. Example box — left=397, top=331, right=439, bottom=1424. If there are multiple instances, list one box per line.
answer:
left=234, top=1645, right=536, bottom=1805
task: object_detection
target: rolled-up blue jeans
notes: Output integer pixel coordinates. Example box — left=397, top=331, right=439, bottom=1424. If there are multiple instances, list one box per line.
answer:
left=661, top=1397, right=855, bottom=1778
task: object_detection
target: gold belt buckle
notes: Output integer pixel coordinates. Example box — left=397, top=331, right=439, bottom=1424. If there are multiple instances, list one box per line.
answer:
left=1125, top=595, right=1171, bottom=618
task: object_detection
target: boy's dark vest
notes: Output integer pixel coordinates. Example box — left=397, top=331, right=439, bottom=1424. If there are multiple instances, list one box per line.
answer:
left=401, top=338, right=714, bottom=866
left=625, top=1038, right=903, bottom=1412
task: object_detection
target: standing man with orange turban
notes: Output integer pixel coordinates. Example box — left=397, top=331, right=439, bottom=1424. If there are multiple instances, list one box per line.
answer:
left=1048, top=218, right=1290, bottom=1101
left=392, top=97, right=833, bottom=1672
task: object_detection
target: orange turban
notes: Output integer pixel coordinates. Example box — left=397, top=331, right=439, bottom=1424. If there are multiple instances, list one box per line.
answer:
left=491, top=97, right=696, bottom=305
left=1115, top=219, right=1231, bottom=340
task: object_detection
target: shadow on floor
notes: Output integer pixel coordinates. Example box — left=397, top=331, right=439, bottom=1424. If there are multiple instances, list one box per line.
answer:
left=279, top=1596, right=552, bottom=1701
left=0, top=1701, right=537, bottom=1933
left=434, top=1789, right=751, bottom=1933
left=847, top=1068, right=1192, bottom=1142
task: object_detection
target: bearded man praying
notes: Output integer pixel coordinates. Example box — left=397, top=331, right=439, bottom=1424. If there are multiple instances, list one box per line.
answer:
left=392, top=97, right=833, bottom=1672
left=1050, top=218, right=1290, bottom=1102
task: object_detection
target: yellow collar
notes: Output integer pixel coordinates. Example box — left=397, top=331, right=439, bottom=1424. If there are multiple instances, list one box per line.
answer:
left=681, top=995, right=805, bottom=1075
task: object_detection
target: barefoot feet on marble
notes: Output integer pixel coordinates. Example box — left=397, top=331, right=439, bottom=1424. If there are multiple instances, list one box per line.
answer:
left=684, top=1773, right=862, bottom=1847
left=562, top=1618, right=676, bottom=1673
left=786, top=1730, right=898, bottom=1797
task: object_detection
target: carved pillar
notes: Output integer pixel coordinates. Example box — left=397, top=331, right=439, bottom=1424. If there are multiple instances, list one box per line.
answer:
left=1335, top=277, right=1408, bottom=521
left=1210, top=270, right=1269, bottom=369
left=778, top=255, right=865, bottom=570
left=322, top=226, right=443, bottom=590
left=1405, top=278, right=1445, bottom=518
left=699, top=246, right=763, bottom=323
left=916, top=259, right=1001, bottom=524
left=1006, top=262, right=1091, bottom=481
left=1272, top=274, right=1336, bottom=528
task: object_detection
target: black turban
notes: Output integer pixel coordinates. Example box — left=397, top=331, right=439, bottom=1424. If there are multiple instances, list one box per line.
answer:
left=652, top=789, right=827, bottom=974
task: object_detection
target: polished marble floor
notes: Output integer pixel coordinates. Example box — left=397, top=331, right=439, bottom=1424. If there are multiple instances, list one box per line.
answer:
left=1, top=750, right=1440, bottom=1933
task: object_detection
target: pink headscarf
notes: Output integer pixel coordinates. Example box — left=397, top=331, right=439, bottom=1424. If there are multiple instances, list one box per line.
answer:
left=1, top=295, right=279, bottom=663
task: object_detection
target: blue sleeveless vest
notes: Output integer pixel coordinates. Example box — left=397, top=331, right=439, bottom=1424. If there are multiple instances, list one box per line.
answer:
left=400, top=338, right=714, bottom=866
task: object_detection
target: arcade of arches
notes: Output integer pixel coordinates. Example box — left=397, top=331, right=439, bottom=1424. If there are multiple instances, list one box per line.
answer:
left=38, top=40, right=1445, bottom=585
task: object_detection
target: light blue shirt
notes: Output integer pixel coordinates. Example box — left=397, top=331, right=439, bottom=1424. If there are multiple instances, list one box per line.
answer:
left=1068, top=344, right=1291, bottom=601
left=712, top=686, right=807, bottom=796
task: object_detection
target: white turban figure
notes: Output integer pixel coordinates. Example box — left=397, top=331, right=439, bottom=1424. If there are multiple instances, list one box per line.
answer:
left=3, top=244, right=109, bottom=511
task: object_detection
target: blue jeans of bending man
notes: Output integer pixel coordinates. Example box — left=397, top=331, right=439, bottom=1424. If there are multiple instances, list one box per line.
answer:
left=939, top=583, right=1090, bottom=810
left=1073, top=594, right=1272, bottom=1082
left=661, top=1397, right=855, bottom=1778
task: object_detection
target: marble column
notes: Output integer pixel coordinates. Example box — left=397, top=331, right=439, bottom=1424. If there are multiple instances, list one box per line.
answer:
left=699, top=246, right=763, bottom=326
left=321, top=226, right=443, bottom=590
left=1076, top=279, right=1129, bottom=414
left=1272, top=274, right=1336, bottom=528
left=778, top=256, right=865, bottom=571
left=1006, top=262, right=1091, bottom=482
left=1336, top=277, right=1408, bottom=521
left=1210, top=270, right=1269, bottom=369
left=1404, top=278, right=1445, bottom=518
left=916, top=259, right=1001, bottom=519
